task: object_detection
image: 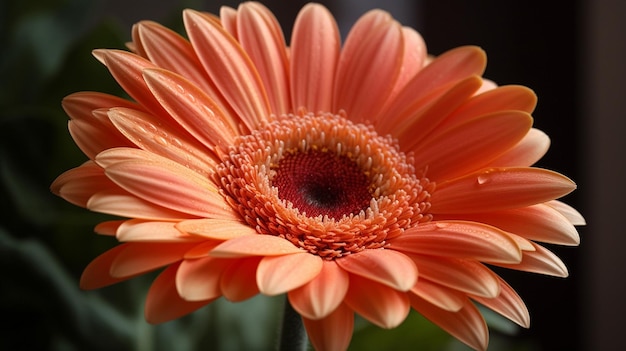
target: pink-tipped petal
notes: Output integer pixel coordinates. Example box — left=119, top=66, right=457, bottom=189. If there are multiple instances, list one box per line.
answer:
left=393, top=221, right=522, bottom=264
left=176, top=218, right=258, bottom=240
left=336, top=249, right=417, bottom=291
left=210, top=235, right=303, bottom=258
left=410, top=295, right=489, bottom=351
left=175, top=256, right=231, bottom=301
left=344, top=274, right=410, bottom=329
left=333, top=10, right=403, bottom=122
left=303, top=303, right=354, bottom=351
left=145, top=263, right=214, bottom=324
left=410, top=279, right=466, bottom=312
left=430, top=167, right=577, bottom=214
left=184, top=9, right=270, bottom=131
left=237, top=2, right=290, bottom=115
left=409, top=255, right=500, bottom=298
left=290, top=3, right=340, bottom=113
left=412, top=111, right=532, bottom=181
left=288, top=260, right=349, bottom=320
left=257, top=252, right=323, bottom=295
left=220, top=256, right=262, bottom=302
left=495, top=242, right=569, bottom=277
left=472, top=277, right=530, bottom=328
left=109, top=242, right=195, bottom=278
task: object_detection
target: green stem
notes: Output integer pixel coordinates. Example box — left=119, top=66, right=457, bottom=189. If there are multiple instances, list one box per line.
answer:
left=278, top=297, right=308, bottom=351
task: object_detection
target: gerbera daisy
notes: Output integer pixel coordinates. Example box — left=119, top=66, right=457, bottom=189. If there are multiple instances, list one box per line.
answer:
left=51, top=2, right=584, bottom=350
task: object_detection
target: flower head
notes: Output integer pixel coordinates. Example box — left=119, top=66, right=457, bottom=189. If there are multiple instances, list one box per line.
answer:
left=51, top=2, right=583, bottom=350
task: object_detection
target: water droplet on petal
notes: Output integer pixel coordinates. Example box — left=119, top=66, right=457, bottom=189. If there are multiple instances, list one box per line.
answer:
left=154, top=136, right=168, bottom=146
left=476, top=174, right=492, bottom=185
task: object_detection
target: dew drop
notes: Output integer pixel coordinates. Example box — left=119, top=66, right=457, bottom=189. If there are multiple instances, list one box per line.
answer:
left=476, top=174, right=492, bottom=185
left=176, top=84, right=185, bottom=94
left=434, top=222, right=450, bottom=229
left=154, top=136, right=168, bottom=146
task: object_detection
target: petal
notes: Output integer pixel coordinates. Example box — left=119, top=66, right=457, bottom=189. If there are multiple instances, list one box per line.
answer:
left=257, top=252, right=323, bottom=295
left=210, top=235, right=304, bottom=258
left=220, top=256, right=262, bottom=302
left=377, top=46, right=486, bottom=136
left=494, top=242, right=569, bottom=277
left=410, top=279, right=466, bottom=312
left=116, top=220, right=197, bottom=242
left=109, top=242, right=196, bottom=278
left=176, top=218, right=258, bottom=240
left=488, top=128, right=551, bottom=167
left=288, top=260, right=349, bottom=320
left=547, top=200, right=586, bottom=225
left=392, top=221, right=522, bottom=264
left=145, top=263, right=215, bottom=324
left=471, top=277, right=530, bottom=328
left=94, top=220, right=124, bottom=236
left=430, top=167, right=577, bottom=214
left=107, top=107, right=219, bottom=175
left=68, top=119, right=132, bottom=160
left=333, top=10, right=404, bottom=122
left=142, top=68, right=239, bottom=150
left=409, top=255, right=500, bottom=298
left=184, top=9, right=270, bottom=131
left=237, top=2, right=290, bottom=114
left=219, top=6, right=238, bottom=38
left=175, top=256, right=231, bottom=301
left=336, top=249, right=417, bottom=291
left=87, top=191, right=190, bottom=220
left=302, top=303, right=354, bottom=351
left=80, top=244, right=133, bottom=289
left=435, top=204, right=580, bottom=246
left=103, top=159, right=236, bottom=219
left=410, top=295, right=489, bottom=351
left=51, top=162, right=112, bottom=207
left=290, top=3, right=340, bottom=113
left=344, top=274, right=410, bottom=329
left=412, top=111, right=533, bottom=181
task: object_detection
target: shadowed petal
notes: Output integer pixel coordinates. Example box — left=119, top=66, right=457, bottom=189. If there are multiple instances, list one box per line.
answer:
left=336, top=249, right=417, bottom=291
left=288, top=260, right=349, bottom=320
left=303, top=303, right=354, bottom=351
left=410, top=295, right=489, bottom=351
left=290, top=3, right=340, bottom=113
left=257, top=252, right=323, bottom=295
left=145, top=263, right=215, bottom=324
left=176, top=218, right=258, bottom=240
left=110, top=242, right=196, bottom=278
left=94, top=220, right=124, bottom=236
left=430, top=167, right=577, bottom=214
left=410, top=279, right=466, bottom=312
left=184, top=9, right=270, bottom=131
left=344, top=274, right=410, bottom=329
left=175, top=256, right=231, bottom=301
left=80, top=244, right=135, bottom=289
left=494, top=242, right=569, bottom=277
left=392, top=221, right=522, bottom=264
left=210, top=235, right=304, bottom=257
left=220, top=256, right=262, bottom=301
left=472, top=277, right=530, bottom=328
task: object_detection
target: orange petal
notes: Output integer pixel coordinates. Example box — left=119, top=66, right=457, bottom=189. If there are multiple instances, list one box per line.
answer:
left=142, top=68, right=238, bottom=150
left=175, top=257, right=230, bottom=301
left=51, top=162, right=112, bottom=207
left=290, top=3, right=340, bottom=113
left=409, top=255, right=500, bottom=298
left=336, top=249, right=417, bottom=291
left=116, top=219, right=197, bottom=242
left=94, top=220, right=124, bottom=236
left=220, top=256, right=262, bottom=301
left=489, top=128, right=551, bottom=167
left=430, top=167, right=577, bottom=214
left=257, top=252, right=323, bottom=295
left=237, top=2, right=290, bottom=115
left=87, top=191, right=190, bottom=220
left=288, top=260, right=349, bottom=320
left=494, top=242, right=569, bottom=277
left=176, top=218, right=258, bottom=240
left=412, top=111, right=532, bottom=181
left=344, top=274, right=410, bottom=329
left=471, top=277, right=530, bottom=328
left=80, top=244, right=134, bottom=289
left=219, top=6, right=238, bottom=38
left=109, top=242, right=195, bottom=278
left=302, top=303, right=354, bottom=351
left=333, top=10, right=403, bottom=122
left=210, top=235, right=303, bottom=258
left=145, top=263, right=215, bottom=324
left=392, top=221, right=522, bottom=264
left=103, top=159, right=236, bottom=219
left=547, top=200, right=586, bottom=225
left=410, top=295, right=489, bottom=351
left=68, top=119, right=132, bottom=160
left=410, top=279, right=466, bottom=312
left=183, top=9, right=270, bottom=131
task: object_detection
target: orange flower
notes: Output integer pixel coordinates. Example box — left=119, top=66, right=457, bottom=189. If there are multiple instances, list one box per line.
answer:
left=51, top=2, right=584, bottom=350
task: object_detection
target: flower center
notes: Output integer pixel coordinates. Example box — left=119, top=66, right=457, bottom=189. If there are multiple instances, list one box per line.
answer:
left=215, top=112, right=434, bottom=259
left=272, top=151, right=372, bottom=219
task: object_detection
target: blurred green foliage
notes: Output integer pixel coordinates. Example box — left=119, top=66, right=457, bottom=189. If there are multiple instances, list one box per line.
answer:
left=0, top=1, right=534, bottom=350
